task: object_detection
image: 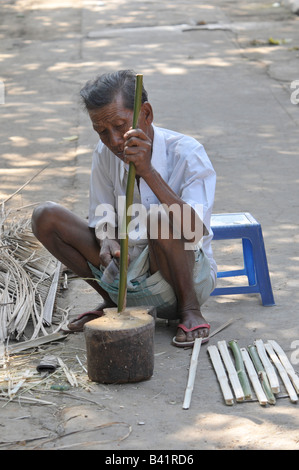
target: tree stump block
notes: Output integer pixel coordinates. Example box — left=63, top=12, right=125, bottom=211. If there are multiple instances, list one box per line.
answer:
left=84, top=306, right=156, bottom=383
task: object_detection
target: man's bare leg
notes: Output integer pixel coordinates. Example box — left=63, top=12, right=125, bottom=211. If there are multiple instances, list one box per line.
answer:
left=31, top=202, right=115, bottom=330
left=148, top=222, right=209, bottom=344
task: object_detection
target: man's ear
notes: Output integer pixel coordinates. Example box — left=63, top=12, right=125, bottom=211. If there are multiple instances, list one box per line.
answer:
left=140, top=102, right=154, bottom=126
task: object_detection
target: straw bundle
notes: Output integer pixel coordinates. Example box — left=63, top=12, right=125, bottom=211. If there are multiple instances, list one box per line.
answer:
left=0, top=212, right=64, bottom=342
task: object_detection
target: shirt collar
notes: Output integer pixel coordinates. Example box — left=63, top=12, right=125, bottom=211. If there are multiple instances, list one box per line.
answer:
left=150, top=125, right=168, bottom=182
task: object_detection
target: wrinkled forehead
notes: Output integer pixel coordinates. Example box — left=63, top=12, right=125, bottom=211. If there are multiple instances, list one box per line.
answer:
left=88, top=93, right=133, bottom=126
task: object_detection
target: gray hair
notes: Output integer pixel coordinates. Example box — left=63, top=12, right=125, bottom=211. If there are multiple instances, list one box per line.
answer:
left=80, top=70, right=148, bottom=111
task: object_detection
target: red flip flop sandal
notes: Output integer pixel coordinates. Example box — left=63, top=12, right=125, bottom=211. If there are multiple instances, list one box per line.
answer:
left=172, top=323, right=210, bottom=348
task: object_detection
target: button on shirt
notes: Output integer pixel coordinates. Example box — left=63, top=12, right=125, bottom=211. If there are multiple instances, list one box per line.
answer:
left=88, top=125, right=217, bottom=285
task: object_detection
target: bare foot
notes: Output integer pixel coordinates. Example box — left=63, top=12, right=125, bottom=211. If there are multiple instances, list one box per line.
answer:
left=174, top=308, right=210, bottom=346
left=65, top=300, right=115, bottom=332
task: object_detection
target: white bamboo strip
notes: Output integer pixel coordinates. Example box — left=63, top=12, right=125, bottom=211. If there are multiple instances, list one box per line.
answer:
left=208, top=344, right=234, bottom=405
left=31, top=294, right=48, bottom=339
left=9, top=370, right=33, bottom=396
left=265, top=343, right=298, bottom=403
left=57, top=357, right=77, bottom=387
left=182, top=338, right=202, bottom=409
left=268, top=340, right=299, bottom=394
left=209, top=317, right=236, bottom=339
left=42, top=261, right=61, bottom=326
left=1, top=332, right=68, bottom=358
left=3, top=395, right=55, bottom=406
left=1, top=166, right=48, bottom=205
left=217, top=340, right=244, bottom=402
left=255, top=339, right=280, bottom=393
left=240, top=347, right=268, bottom=406
left=76, top=355, right=88, bottom=373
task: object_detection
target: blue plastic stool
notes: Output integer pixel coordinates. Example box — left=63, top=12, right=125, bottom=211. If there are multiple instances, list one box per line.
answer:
left=210, top=213, right=275, bottom=306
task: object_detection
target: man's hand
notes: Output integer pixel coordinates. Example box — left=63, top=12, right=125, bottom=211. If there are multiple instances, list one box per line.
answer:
left=123, top=128, right=153, bottom=178
left=99, top=239, right=121, bottom=268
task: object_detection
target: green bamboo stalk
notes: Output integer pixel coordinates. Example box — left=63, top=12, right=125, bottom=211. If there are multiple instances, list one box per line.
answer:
left=248, top=344, right=276, bottom=405
left=117, top=74, right=143, bottom=313
left=229, top=340, right=252, bottom=400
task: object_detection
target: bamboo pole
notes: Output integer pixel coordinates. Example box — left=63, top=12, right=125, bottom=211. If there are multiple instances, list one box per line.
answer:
left=268, top=340, right=299, bottom=394
left=182, top=337, right=202, bottom=409
left=217, top=340, right=244, bottom=402
left=265, top=343, right=298, bottom=403
left=117, top=74, right=143, bottom=313
left=207, top=344, right=234, bottom=405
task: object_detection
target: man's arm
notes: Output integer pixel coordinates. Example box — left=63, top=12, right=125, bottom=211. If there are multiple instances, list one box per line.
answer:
left=124, top=128, right=208, bottom=243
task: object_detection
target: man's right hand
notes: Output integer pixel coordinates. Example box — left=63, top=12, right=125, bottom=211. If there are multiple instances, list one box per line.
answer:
left=99, top=239, right=121, bottom=268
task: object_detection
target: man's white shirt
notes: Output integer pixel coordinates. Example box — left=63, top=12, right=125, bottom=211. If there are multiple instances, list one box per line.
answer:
left=88, top=125, right=217, bottom=285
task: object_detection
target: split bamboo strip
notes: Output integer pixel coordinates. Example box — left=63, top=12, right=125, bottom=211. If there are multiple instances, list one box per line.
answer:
left=8, top=370, right=33, bottom=396
left=2, top=332, right=68, bottom=358
left=118, top=74, right=143, bottom=313
left=1, top=166, right=48, bottom=205
left=0, top=395, right=56, bottom=406
left=268, top=340, right=299, bottom=394
left=42, top=261, right=62, bottom=326
left=217, top=340, right=244, bottom=402
left=229, top=340, right=252, bottom=399
left=182, top=337, right=202, bottom=409
left=248, top=345, right=276, bottom=404
left=255, top=339, right=280, bottom=393
left=209, top=317, right=237, bottom=339
left=207, top=344, right=234, bottom=405
left=265, top=343, right=298, bottom=403
left=240, top=347, right=268, bottom=406
left=57, top=357, right=78, bottom=387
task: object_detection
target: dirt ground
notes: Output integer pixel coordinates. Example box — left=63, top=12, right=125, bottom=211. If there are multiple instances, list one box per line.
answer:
left=0, top=0, right=299, bottom=452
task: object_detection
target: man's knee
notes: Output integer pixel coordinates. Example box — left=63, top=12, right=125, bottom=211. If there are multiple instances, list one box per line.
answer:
left=31, top=201, right=60, bottom=239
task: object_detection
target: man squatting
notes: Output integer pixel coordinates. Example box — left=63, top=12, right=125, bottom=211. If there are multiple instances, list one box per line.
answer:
left=31, top=70, right=217, bottom=348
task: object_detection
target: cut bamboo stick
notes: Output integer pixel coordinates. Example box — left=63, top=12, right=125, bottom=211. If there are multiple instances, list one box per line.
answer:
left=248, top=344, right=276, bottom=404
left=207, top=344, right=234, bottom=405
left=240, top=347, right=268, bottom=406
left=268, top=340, right=299, bottom=394
left=182, top=338, right=202, bottom=409
left=265, top=343, right=298, bottom=403
left=217, top=340, right=244, bottom=402
left=255, top=339, right=280, bottom=393
left=229, top=340, right=252, bottom=399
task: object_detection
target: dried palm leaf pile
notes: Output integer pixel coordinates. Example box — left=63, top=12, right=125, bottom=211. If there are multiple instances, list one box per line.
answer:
left=0, top=206, right=67, bottom=343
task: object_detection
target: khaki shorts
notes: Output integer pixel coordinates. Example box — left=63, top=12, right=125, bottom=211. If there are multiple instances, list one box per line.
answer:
left=89, top=246, right=214, bottom=320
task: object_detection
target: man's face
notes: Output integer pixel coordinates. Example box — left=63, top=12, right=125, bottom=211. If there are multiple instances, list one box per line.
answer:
left=88, top=93, right=146, bottom=162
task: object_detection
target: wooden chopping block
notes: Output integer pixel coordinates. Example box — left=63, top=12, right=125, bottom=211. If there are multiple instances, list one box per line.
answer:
left=84, top=306, right=156, bottom=383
